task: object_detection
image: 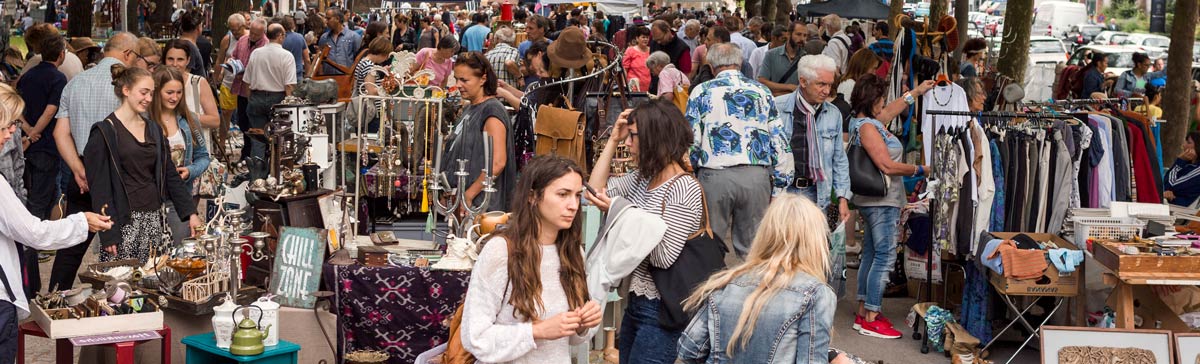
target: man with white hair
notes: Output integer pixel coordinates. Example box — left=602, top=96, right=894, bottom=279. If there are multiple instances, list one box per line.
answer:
left=216, top=13, right=248, bottom=84
left=773, top=54, right=850, bottom=222
left=485, top=27, right=521, bottom=87
left=686, top=42, right=794, bottom=257
left=677, top=19, right=702, bottom=50
left=820, top=14, right=852, bottom=75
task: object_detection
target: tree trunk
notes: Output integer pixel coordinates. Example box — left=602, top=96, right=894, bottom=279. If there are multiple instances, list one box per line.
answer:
left=67, top=0, right=92, bottom=37
left=995, top=0, right=1034, bottom=83
left=954, top=0, right=970, bottom=62
left=775, top=0, right=792, bottom=24
left=889, top=0, right=905, bottom=38
left=127, top=0, right=140, bottom=35
left=762, top=0, right=777, bottom=23
left=212, top=0, right=244, bottom=46
left=930, top=0, right=948, bottom=24
left=744, top=0, right=761, bottom=18
left=1162, top=0, right=1198, bottom=162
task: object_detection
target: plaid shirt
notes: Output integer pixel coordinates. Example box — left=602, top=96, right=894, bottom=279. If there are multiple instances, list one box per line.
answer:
left=55, top=57, right=122, bottom=154
left=485, top=43, right=520, bottom=86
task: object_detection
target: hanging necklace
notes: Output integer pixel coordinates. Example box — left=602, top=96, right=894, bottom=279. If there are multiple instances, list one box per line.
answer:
left=931, top=85, right=952, bottom=107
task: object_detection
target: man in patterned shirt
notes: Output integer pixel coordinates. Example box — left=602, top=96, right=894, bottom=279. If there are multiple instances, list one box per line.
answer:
left=485, top=27, right=521, bottom=88
left=686, top=42, right=794, bottom=257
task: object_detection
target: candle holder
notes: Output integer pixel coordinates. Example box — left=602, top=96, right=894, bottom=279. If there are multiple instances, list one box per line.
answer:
left=202, top=208, right=274, bottom=299
left=427, top=136, right=496, bottom=271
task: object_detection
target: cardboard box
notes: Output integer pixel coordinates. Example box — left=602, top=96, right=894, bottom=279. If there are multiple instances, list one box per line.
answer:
left=987, top=232, right=1080, bottom=297
left=31, top=302, right=164, bottom=339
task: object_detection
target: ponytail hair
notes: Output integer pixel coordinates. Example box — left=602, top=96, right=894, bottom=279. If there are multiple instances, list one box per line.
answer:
left=111, top=64, right=152, bottom=100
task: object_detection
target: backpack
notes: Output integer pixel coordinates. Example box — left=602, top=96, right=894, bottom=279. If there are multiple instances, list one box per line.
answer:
left=1068, top=66, right=1089, bottom=99
left=1055, top=65, right=1081, bottom=100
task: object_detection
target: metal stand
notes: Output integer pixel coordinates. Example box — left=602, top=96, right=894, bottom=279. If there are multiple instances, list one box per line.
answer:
left=979, top=295, right=1065, bottom=364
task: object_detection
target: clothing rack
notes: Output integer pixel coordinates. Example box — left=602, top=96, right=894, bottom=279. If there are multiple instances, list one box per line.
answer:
left=1020, top=98, right=1145, bottom=109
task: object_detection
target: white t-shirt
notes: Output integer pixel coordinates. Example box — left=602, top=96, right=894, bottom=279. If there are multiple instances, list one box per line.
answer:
left=836, top=79, right=856, bottom=104
left=19, top=52, right=84, bottom=80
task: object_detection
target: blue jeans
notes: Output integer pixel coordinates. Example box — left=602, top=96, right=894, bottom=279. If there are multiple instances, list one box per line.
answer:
left=619, top=295, right=681, bottom=364
left=857, top=206, right=900, bottom=312
left=789, top=185, right=818, bottom=204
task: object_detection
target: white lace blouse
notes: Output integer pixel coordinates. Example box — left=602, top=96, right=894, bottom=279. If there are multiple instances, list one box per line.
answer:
left=460, top=237, right=596, bottom=363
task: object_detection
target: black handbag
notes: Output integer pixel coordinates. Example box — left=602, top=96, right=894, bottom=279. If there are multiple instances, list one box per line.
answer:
left=848, top=126, right=889, bottom=197
left=650, top=175, right=727, bottom=331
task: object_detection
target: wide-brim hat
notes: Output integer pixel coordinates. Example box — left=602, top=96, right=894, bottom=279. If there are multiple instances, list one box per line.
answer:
left=547, top=27, right=592, bottom=69
left=68, top=37, right=99, bottom=53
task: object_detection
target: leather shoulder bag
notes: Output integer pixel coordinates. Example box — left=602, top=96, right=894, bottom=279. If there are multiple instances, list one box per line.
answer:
left=650, top=174, right=727, bottom=330
left=848, top=121, right=889, bottom=198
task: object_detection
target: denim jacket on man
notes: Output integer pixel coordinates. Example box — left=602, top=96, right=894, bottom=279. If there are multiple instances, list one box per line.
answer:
left=678, top=272, right=836, bottom=364
left=775, top=91, right=851, bottom=208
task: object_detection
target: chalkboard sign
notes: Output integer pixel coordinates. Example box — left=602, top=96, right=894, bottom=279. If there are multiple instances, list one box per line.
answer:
left=268, top=227, right=327, bottom=308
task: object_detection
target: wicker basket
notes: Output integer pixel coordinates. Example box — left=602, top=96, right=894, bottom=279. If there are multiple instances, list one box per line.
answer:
left=1071, top=216, right=1145, bottom=248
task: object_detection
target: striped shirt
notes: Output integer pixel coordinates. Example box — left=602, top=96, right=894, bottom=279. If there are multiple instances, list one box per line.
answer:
left=56, top=57, right=123, bottom=154
left=607, top=172, right=704, bottom=299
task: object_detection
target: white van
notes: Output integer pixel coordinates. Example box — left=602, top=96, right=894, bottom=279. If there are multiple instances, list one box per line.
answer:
left=1033, top=1, right=1089, bottom=38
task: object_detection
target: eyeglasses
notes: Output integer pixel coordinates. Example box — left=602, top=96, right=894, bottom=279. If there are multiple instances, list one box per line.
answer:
left=130, top=50, right=158, bottom=70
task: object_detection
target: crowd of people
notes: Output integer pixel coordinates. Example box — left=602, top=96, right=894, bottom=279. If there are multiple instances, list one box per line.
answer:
left=11, top=2, right=1186, bottom=363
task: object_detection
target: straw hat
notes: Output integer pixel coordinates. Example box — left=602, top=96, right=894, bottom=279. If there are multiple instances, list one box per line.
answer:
left=546, top=27, right=592, bottom=69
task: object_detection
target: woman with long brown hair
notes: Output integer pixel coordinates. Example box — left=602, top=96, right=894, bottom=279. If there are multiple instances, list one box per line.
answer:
left=461, top=155, right=602, bottom=362
left=149, top=67, right=209, bottom=246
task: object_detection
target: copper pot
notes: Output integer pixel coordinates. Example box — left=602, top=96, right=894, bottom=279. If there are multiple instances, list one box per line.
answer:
left=477, top=212, right=511, bottom=236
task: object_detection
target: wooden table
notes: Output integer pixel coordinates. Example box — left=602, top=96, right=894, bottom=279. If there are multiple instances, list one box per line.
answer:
left=1091, top=241, right=1200, bottom=328
left=18, top=322, right=171, bottom=364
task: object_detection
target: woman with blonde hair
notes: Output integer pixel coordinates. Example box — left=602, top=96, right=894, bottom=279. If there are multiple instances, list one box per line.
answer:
left=678, top=193, right=837, bottom=363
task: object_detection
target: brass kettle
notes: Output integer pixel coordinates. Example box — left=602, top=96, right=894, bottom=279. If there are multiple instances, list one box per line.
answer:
left=229, top=305, right=272, bottom=356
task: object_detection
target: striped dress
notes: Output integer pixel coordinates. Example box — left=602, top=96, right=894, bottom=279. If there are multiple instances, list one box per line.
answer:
left=607, top=172, right=704, bottom=299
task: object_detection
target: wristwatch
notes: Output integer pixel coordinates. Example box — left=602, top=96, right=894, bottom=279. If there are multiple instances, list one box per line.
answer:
left=903, top=92, right=916, bottom=105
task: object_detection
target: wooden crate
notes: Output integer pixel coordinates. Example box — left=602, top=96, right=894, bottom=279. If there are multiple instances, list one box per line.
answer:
left=31, top=301, right=163, bottom=339
left=987, top=232, right=1081, bottom=297
left=1093, top=241, right=1200, bottom=282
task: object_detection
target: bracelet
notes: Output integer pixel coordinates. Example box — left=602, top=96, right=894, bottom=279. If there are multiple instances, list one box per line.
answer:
left=903, top=92, right=915, bottom=105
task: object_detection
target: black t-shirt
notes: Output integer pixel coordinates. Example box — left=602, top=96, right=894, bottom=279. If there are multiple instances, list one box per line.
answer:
left=111, top=115, right=161, bottom=212
left=197, top=35, right=214, bottom=72
left=16, top=62, right=66, bottom=155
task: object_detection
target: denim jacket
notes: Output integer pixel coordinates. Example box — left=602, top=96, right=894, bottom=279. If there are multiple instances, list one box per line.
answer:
left=1113, top=69, right=1166, bottom=98
left=678, top=272, right=836, bottom=364
left=775, top=91, right=851, bottom=208
left=166, top=113, right=210, bottom=186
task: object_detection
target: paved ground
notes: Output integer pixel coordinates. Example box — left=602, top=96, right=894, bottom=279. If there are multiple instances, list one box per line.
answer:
left=831, top=266, right=1041, bottom=364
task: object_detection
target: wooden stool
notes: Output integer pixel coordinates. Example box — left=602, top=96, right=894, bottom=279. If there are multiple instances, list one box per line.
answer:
left=17, top=321, right=171, bottom=364
left=182, top=333, right=300, bottom=364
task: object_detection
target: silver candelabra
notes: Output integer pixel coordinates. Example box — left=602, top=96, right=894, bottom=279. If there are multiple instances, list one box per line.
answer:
left=428, top=135, right=496, bottom=240
left=198, top=209, right=274, bottom=299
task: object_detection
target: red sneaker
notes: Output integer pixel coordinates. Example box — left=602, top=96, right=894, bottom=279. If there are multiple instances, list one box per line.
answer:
left=853, top=314, right=892, bottom=331
left=858, top=318, right=903, bottom=339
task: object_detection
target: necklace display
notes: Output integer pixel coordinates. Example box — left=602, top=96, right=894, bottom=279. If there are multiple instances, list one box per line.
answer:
left=931, top=85, right=953, bottom=107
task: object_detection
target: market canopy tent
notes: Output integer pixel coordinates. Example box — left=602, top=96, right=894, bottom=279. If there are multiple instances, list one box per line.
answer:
left=537, top=0, right=642, bottom=4
left=795, top=0, right=890, bottom=20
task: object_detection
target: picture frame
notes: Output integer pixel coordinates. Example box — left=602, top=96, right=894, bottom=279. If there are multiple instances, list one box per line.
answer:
left=1040, top=326, right=1173, bottom=364
left=1177, top=333, right=1200, bottom=364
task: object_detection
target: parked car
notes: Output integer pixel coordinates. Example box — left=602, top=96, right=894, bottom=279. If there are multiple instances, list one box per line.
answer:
left=1029, top=36, right=1070, bottom=67
left=1033, top=1, right=1089, bottom=38
left=915, top=2, right=930, bottom=17
left=1121, top=33, right=1170, bottom=59
left=984, top=16, right=1003, bottom=37
left=967, top=22, right=983, bottom=40
left=1092, top=31, right=1130, bottom=46
left=1068, top=45, right=1140, bottom=76
left=1067, top=24, right=1105, bottom=48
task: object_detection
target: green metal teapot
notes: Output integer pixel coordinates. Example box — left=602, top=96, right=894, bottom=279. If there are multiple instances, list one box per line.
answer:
left=229, top=305, right=272, bottom=356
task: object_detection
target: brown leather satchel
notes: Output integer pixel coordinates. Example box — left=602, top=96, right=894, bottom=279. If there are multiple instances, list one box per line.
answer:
left=534, top=97, right=586, bottom=168
left=442, top=303, right=476, bottom=364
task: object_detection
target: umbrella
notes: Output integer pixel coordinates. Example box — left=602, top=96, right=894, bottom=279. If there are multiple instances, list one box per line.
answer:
left=795, top=0, right=890, bottom=20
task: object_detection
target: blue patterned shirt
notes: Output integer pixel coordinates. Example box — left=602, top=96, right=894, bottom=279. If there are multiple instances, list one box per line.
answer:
left=686, top=69, right=794, bottom=195
left=56, top=57, right=123, bottom=154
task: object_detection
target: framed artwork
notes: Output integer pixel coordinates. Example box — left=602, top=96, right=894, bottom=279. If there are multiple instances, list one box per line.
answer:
left=1177, top=333, right=1200, bottom=364
left=1040, top=326, right=1173, bottom=364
